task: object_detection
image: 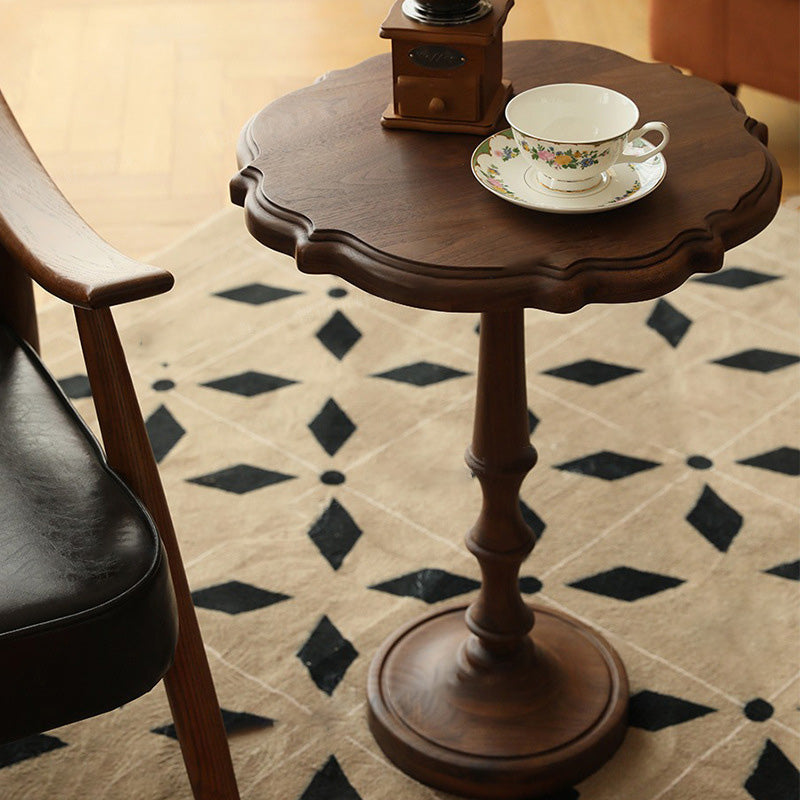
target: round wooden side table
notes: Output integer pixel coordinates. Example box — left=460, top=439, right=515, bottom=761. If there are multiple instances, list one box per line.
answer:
left=231, top=40, right=781, bottom=799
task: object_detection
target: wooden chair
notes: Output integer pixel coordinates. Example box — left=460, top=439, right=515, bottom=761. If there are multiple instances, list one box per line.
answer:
left=0, top=90, right=240, bottom=799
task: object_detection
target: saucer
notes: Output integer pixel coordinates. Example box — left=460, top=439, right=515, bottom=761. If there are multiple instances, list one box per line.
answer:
left=471, top=129, right=667, bottom=214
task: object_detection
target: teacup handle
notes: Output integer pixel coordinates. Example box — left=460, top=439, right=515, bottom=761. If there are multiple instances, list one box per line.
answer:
left=622, top=121, right=670, bottom=163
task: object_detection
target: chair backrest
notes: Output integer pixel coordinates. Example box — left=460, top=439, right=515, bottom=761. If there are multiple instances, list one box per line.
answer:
left=649, top=0, right=800, bottom=101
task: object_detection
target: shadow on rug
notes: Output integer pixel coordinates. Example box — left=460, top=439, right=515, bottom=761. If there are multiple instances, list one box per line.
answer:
left=4, top=201, right=798, bottom=799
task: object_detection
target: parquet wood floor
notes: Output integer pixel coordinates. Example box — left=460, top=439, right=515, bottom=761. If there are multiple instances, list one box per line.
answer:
left=0, top=1, right=796, bottom=258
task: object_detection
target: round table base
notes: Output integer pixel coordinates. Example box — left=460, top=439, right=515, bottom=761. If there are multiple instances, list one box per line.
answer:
left=367, top=604, right=628, bottom=799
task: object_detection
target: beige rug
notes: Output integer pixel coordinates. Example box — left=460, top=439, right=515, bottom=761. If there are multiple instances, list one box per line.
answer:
left=5, top=199, right=799, bottom=800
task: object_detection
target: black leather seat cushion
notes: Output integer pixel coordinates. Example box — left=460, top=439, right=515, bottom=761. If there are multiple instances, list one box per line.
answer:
left=0, top=324, right=178, bottom=743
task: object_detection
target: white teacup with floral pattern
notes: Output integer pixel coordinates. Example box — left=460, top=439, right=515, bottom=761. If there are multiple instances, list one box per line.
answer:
left=505, top=83, right=669, bottom=193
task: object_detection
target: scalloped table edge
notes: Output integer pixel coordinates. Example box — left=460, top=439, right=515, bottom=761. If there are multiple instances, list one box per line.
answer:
left=230, top=57, right=781, bottom=315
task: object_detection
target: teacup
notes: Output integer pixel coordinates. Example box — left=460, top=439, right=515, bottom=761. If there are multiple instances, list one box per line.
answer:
left=505, top=83, right=669, bottom=193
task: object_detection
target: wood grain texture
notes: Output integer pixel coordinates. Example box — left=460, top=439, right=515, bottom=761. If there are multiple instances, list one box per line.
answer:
left=380, top=0, right=513, bottom=133
left=368, top=604, right=628, bottom=798
left=236, top=39, right=782, bottom=797
left=464, top=310, right=536, bottom=663
left=75, top=306, right=240, bottom=800
left=0, top=91, right=174, bottom=308
left=367, top=308, right=628, bottom=798
left=232, top=40, right=781, bottom=314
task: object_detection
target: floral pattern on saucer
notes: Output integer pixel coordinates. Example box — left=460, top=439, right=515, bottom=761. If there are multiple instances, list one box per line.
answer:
left=472, top=136, right=524, bottom=199
left=478, top=163, right=517, bottom=197
left=471, top=129, right=666, bottom=215
left=609, top=167, right=641, bottom=202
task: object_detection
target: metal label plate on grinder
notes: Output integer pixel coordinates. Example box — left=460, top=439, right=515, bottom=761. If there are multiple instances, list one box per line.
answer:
left=409, top=45, right=467, bottom=70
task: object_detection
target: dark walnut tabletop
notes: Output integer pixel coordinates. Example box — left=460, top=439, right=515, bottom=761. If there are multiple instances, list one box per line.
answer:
left=231, top=39, right=781, bottom=313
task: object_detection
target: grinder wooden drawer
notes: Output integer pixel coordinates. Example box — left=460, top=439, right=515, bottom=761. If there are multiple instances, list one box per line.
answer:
left=395, top=75, right=479, bottom=122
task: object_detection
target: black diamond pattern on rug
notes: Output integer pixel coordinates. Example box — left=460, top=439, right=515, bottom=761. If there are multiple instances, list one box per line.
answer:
left=145, top=404, right=185, bottom=463
left=628, top=690, right=716, bottom=731
left=215, top=283, right=302, bottom=305
left=370, top=569, right=480, bottom=604
left=738, top=446, right=800, bottom=476
left=765, top=560, right=800, bottom=581
left=152, top=709, right=274, bottom=740
left=686, top=484, right=743, bottom=553
left=297, top=616, right=358, bottom=696
left=528, top=408, right=540, bottom=435
left=221, top=709, right=275, bottom=735
left=373, top=361, right=469, bottom=386
left=57, top=373, right=92, bottom=399
left=569, top=566, right=685, bottom=601
left=543, top=359, right=641, bottom=386
left=695, top=267, right=782, bottom=289
left=187, top=464, right=296, bottom=494
left=519, top=576, right=543, bottom=594
left=308, top=499, right=362, bottom=570
left=555, top=451, right=661, bottom=481
left=191, top=580, right=291, bottom=614
left=520, top=500, right=546, bottom=539
left=0, top=734, right=66, bottom=769
left=316, top=310, right=362, bottom=360
left=745, top=739, right=800, bottom=800
left=309, top=398, right=356, bottom=456
left=299, top=755, right=362, bottom=800
left=714, top=349, right=800, bottom=373
left=647, top=298, right=692, bottom=348
left=202, top=371, right=297, bottom=397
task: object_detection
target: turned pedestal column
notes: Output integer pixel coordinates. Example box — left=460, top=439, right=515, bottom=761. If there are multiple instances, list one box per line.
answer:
left=366, top=310, right=628, bottom=798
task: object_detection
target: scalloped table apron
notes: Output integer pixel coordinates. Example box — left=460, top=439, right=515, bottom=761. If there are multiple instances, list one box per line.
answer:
left=231, top=40, right=781, bottom=800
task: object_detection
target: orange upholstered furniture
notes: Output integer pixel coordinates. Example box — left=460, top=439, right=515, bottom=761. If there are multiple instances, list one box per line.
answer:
left=650, top=0, right=800, bottom=101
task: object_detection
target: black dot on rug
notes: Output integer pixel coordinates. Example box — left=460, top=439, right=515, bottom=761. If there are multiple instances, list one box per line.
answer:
left=328, top=287, right=348, bottom=298
left=744, top=698, right=774, bottom=722
left=687, top=455, right=713, bottom=470
left=152, top=379, right=176, bottom=391
left=320, top=470, right=345, bottom=485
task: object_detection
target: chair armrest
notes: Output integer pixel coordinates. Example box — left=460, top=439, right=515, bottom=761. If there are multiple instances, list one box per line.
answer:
left=0, top=93, right=173, bottom=308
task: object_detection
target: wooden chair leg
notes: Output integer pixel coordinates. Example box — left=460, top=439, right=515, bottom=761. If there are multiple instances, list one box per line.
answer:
left=75, top=306, right=240, bottom=800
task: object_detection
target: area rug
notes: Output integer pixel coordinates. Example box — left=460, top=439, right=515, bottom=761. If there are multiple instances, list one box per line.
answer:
left=4, top=198, right=798, bottom=800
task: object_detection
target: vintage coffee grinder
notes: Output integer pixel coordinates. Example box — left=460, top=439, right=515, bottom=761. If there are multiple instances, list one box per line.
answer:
left=380, top=0, right=514, bottom=134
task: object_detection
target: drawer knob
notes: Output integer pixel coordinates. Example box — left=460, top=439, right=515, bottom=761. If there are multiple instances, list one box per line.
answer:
left=428, top=96, right=446, bottom=114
